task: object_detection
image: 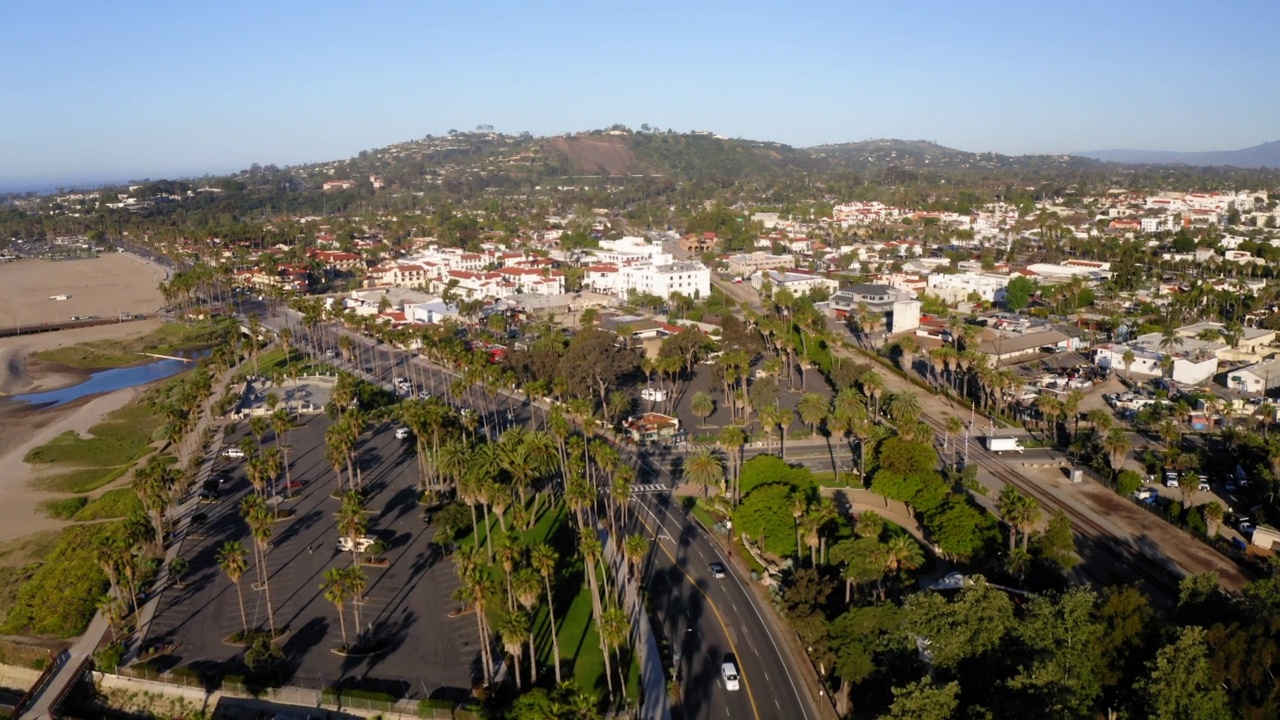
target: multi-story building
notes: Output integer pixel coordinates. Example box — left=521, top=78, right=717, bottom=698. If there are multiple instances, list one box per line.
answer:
left=829, top=284, right=922, bottom=334
left=725, top=251, right=796, bottom=277
left=926, top=271, right=1010, bottom=304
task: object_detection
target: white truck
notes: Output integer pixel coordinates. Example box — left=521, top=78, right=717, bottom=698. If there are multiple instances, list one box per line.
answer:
left=985, top=437, right=1025, bottom=454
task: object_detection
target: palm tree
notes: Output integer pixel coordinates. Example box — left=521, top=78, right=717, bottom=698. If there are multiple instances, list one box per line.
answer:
left=683, top=446, right=726, bottom=498
left=217, top=540, right=250, bottom=635
left=997, top=485, right=1041, bottom=552
left=1103, top=428, right=1131, bottom=475
left=498, top=610, right=531, bottom=690
left=345, top=566, right=368, bottom=644
left=796, top=392, right=828, bottom=438
left=530, top=543, right=564, bottom=684
left=880, top=535, right=924, bottom=597
left=690, top=391, right=716, bottom=427
left=245, top=504, right=277, bottom=635
left=622, top=533, right=651, bottom=581
left=885, top=391, right=921, bottom=426
left=944, top=416, right=964, bottom=469
left=717, top=425, right=747, bottom=503
left=271, top=408, right=296, bottom=496
left=321, top=567, right=351, bottom=647
left=599, top=603, right=631, bottom=702
left=1122, top=347, right=1135, bottom=382
left=459, top=564, right=498, bottom=686
left=512, top=568, right=543, bottom=684
left=336, top=490, right=369, bottom=568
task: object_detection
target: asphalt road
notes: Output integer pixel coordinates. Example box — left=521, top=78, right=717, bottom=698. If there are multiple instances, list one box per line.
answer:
left=631, top=493, right=819, bottom=720
left=263, top=308, right=826, bottom=720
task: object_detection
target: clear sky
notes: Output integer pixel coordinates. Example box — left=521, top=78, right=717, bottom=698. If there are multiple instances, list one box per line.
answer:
left=3, top=0, right=1278, bottom=192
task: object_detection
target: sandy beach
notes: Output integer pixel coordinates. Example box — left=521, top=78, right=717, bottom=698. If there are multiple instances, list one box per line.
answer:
left=0, top=253, right=174, bottom=547
left=0, top=251, right=167, bottom=329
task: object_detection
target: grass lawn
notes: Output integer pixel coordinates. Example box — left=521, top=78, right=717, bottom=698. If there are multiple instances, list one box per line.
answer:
left=35, top=465, right=133, bottom=494
left=460, top=497, right=640, bottom=705
left=33, top=320, right=232, bottom=369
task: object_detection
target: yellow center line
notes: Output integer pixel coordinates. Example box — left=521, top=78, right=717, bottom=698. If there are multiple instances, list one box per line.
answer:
left=636, top=510, right=762, bottom=720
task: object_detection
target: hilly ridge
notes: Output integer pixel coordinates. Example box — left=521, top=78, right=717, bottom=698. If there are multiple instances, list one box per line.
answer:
left=1078, top=140, right=1280, bottom=169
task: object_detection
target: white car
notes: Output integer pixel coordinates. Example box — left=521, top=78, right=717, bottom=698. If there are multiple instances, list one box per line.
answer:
left=222, top=447, right=245, bottom=459
left=640, top=387, right=667, bottom=402
left=720, top=658, right=740, bottom=691
left=395, top=427, right=411, bottom=440
left=337, top=536, right=375, bottom=553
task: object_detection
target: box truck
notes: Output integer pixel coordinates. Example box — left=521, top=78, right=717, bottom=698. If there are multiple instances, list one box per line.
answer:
left=985, top=437, right=1025, bottom=454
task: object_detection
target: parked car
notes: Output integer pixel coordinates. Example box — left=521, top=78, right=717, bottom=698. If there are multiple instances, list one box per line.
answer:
left=337, top=536, right=376, bottom=553
left=395, top=427, right=412, bottom=440
left=284, top=481, right=306, bottom=491
left=222, top=447, right=245, bottom=459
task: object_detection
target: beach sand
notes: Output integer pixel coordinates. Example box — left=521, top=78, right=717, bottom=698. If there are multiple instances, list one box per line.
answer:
left=0, top=251, right=167, bottom=329
left=0, top=253, right=174, bottom=546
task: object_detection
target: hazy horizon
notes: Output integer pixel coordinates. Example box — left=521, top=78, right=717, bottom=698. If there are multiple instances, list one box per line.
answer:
left=4, top=1, right=1278, bottom=193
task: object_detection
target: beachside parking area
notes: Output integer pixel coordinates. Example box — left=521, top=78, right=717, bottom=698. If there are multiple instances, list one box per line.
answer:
left=140, top=413, right=476, bottom=701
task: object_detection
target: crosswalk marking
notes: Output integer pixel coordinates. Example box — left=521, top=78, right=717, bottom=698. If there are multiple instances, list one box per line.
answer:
left=630, top=483, right=668, bottom=494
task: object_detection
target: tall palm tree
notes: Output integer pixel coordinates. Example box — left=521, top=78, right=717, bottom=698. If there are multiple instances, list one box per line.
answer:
left=321, top=567, right=351, bottom=648
left=690, top=391, right=716, bottom=427
left=1103, top=428, right=1131, bottom=475
left=512, top=568, right=542, bottom=684
left=622, top=534, right=651, bottom=581
left=599, top=603, right=631, bottom=702
left=460, top=563, right=498, bottom=686
left=244, top=503, right=276, bottom=634
left=499, top=610, right=531, bottom=690
left=217, top=540, right=250, bottom=635
left=344, top=565, right=367, bottom=643
left=530, top=543, right=564, bottom=683
left=683, top=446, right=726, bottom=498
left=271, top=409, right=295, bottom=496
left=997, top=485, right=1041, bottom=552
left=945, top=416, right=965, bottom=469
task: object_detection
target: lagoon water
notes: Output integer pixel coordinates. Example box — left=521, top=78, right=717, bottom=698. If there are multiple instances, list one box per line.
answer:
left=14, top=358, right=191, bottom=407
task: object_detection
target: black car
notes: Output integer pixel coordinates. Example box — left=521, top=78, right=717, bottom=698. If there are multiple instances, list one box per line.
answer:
left=197, top=490, right=220, bottom=502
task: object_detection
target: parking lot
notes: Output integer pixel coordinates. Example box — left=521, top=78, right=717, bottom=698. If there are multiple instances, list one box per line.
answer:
left=142, top=412, right=476, bottom=701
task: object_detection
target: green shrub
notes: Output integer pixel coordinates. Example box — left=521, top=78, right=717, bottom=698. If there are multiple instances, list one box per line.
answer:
left=39, top=497, right=88, bottom=519
left=95, top=643, right=125, bottom=672
left=72, top=488, right=143, bottom=521
left=1, top=522, right=120, bottom=637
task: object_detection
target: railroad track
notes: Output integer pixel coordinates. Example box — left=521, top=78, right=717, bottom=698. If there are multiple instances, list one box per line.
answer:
left=917, top=413, right=1184, bottom=599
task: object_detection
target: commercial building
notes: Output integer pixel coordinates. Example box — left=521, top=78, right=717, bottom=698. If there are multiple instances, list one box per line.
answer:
left=725, top=252, right=796, bottom=277
left=750, top=269, right=839, bottom=298
left=829, top=284, right=922, bottom=334
left=1225, top=358, right=1280, bottom=396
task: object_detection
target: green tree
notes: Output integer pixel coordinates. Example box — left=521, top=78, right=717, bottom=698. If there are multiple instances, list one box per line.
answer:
left=1007, top=588, right=1104, bottom=718
left=904, top=576, right=1013, bottom=669
left=216, top=540, right=249, bottom=635
left=884, top=679, right=960, bottom=720
left=1137, top=625, right=1232, bottom=720
left=735, top=483, right=803, bottom=558
left=1032, top=509, right=1078, bottom=571
left=1005, top=275, right=1036, bottom=310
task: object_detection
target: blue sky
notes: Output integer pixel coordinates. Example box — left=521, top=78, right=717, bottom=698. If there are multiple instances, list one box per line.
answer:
left=3, top=0, right=1277, bottom=191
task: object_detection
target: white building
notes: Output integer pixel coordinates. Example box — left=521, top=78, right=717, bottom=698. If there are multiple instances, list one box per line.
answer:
left=750, top=269, right=839, bottom=298
left=1225, top=358, right=1280, bottom=395
left=725, top=252, right=795, bottom=277
left=584, top=260, right=711, bottom=300
left=926, top=271, right=1010, bottom=304
left=1092, top=329, right=1225, bottom=386
left=829, top=284, right=922, bottom=334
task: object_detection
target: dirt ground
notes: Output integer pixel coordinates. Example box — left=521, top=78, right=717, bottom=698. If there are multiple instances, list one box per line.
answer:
left=0, top=251, right=167, bottom=329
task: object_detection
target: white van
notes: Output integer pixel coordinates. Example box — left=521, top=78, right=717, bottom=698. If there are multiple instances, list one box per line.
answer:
left=720, top=657, right=740, bottom=691
left=222, top=447, right=245, bottom=459
left=337, top=536, right=375, bottom=553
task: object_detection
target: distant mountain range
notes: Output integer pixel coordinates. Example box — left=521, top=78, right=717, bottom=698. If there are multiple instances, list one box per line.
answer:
left=1077, top=140, right=1280, bottom=169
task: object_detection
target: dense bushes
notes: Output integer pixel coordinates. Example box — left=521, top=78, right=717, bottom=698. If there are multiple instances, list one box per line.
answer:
left=2, top=522, right=120, bottom=637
